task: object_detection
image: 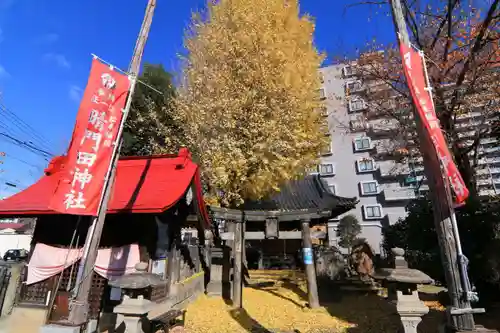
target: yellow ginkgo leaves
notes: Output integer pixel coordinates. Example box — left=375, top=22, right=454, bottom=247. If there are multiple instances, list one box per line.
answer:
left=175, top=0, right=328, bottom=206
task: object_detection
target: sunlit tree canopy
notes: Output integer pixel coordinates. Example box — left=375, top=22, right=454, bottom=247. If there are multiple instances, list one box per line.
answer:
left=175, top=0, right=327, bottom=206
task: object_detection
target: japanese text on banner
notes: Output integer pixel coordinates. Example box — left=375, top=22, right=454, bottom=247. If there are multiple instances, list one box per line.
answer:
left=49, top=59, right=130, bottom=215
left=400, top=43, right=469, bottom=204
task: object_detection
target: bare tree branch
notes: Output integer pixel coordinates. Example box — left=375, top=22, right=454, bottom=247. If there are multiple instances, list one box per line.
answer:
left=343, top=0, right=387, bottom=17
left=442, top=0, right=459, bottom=63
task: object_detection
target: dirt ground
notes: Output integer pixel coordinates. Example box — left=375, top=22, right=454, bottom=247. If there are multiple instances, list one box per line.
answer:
left=184, top=270, right=448, bottom=333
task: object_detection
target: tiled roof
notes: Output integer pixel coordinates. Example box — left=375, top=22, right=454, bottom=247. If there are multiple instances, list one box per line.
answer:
left=0, top=149, right=210, bottom=228
left=241, top=175, right=358, bottom=217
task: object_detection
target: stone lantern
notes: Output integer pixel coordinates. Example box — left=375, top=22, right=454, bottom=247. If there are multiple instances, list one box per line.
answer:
left=373, top=248, right=433, bottom=333
left=109, top=262, right=166, bottom=333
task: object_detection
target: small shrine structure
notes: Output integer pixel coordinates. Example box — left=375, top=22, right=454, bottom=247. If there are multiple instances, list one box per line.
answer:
left=0, top=148, right=211, bottom=331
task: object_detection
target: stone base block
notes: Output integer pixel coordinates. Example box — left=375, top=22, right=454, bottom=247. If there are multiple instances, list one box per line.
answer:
left=85, top=319, right=98, bottom=333
left=206, top=281, right=232, bottom=299
left=39, top=325, right=81, bottom=333
left=440, top=324, right=498, bottom=333
left=456, top=326, right=498, bottom=333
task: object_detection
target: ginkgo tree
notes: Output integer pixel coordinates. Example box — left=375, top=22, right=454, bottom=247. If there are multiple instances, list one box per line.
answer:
left=175, top=0, right=328, bottom=207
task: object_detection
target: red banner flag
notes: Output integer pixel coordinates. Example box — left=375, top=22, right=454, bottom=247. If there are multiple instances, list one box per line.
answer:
left=49, top=58, right=130, bottom=215
left=399, top=43, right=469, bottom=204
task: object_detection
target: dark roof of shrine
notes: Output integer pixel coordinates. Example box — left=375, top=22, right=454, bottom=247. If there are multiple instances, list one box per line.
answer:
left=239, top=175, right=358, bottom=218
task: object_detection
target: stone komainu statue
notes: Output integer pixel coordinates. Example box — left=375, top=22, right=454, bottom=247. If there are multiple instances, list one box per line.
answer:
left=350, top=240, right=375, bottom=280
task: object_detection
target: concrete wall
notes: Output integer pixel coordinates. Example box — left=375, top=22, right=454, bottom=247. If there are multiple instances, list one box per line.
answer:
left=1, top=264, right=23, bottom=317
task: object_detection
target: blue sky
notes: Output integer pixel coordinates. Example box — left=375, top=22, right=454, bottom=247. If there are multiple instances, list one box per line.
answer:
left=0, top=0, right=395, bottom=196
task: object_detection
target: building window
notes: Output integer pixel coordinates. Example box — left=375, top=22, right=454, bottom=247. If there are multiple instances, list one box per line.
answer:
left=319, top=88, right=326, bottom=100
left=363, top=205, right=383, bottom=219
left=350, top=120, right=366, bottom=132
left=319, top=163, right=335, bottom=176
left=328, top=184, right=337, bottom=195
left=348, top=99, right=366, bottom=112
left=357, top=158, right=375, bottom=172
left=360, top=181, right=378, bottom=195
left=353, top=137, right=371, bottom=151
left=343, top=65, right=356, bottom=77
left=346, top=80, right=364, bottom=93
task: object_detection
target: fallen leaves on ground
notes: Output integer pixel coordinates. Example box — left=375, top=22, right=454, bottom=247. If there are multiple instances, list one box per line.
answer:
left=184, top=270, right=445, bottom=333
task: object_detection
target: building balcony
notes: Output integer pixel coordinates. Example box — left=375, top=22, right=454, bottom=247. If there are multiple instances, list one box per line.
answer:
left=418, top=184, right=430, bottom=192
left=342, top=65, right=357, bottom=78
left=378, top=160, right=411, bottom=177
left=481, top=146, right=500, bottom=154
left=478, top=157, right=500, bottom=165
left=481, top=137, right=498, bottom=145
left=350, top=120, right=368, bottom=132
left=457, top=131, right=476, bottom=139
left=477, top=178, right=492, bottom=186
left=456, top=111, right=482, bottom=121
left=479, top=189, right=496, bottom=197
left=476, top=167, right=500, bottom=175
left=455, top=120, right=484, bottom=130
left=365, top=108, right=391, bottom=119
left=367, top=120, right=404, bottom=137
left=345, top=81, right=366, bottom=95
left=383, top=187, right=417, bottom=201
left=404, top=175, right=425, bottom=186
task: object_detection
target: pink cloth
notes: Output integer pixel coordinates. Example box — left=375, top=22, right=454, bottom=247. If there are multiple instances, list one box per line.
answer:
left=94, top=244, right=140, bottom=279
left=26, top=243, right=140, bottom=285
left=26, top=243, right=83, bottom=285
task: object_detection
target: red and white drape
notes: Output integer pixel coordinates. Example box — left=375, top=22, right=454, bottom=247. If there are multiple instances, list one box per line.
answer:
left=26, top=243, right=140, bottom=285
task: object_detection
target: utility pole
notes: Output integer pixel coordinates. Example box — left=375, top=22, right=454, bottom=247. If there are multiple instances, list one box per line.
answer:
left=67, top=0, right=157, bottom=326
left=388, top=0, right=477, bottom=331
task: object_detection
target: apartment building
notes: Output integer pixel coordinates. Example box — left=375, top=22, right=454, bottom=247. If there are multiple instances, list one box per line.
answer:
left=316, top=60, right=500, bottom=254
left=458, top=121, right=500, bottom=197
left=313, top=64, right=409, bottom=254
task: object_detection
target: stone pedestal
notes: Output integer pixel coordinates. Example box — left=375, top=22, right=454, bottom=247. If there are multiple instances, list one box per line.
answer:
left=395, top=288, right=429, bottom=333
left=113, top=295, right=154, bottom=333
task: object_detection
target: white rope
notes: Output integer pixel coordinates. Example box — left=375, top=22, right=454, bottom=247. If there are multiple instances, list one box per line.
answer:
left=91, top=53, right=164, bottom=95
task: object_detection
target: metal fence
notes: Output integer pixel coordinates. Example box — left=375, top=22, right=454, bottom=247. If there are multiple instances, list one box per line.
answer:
left=0, top=265, right=12, bottom=316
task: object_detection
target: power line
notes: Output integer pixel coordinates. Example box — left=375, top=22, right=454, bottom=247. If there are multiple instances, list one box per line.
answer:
left=0, top=115, right=55, bottom=156
left=0, top=108, right=55, bottom=154
left=0, top=101, right=56, bottom=148
left=0, top=131, right=54, bottom=159
left=0, top=177, right=26, bottom=189
left=3, top=153, right=45, bottom=171
left=0, top=99, right=57, bottom=153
